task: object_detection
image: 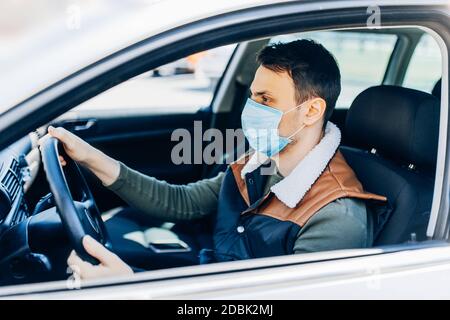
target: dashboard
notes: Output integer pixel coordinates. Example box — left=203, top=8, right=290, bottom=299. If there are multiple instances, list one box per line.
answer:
left=0, top=132, right=40, bottom=237
left=0, top=132, right=63, bottom=285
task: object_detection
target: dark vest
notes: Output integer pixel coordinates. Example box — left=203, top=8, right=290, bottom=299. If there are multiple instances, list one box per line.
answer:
left=200, top=151, right=387, bottom=263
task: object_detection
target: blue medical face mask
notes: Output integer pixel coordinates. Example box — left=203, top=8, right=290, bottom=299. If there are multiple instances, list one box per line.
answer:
left=241, top=98, right=308, bottom=157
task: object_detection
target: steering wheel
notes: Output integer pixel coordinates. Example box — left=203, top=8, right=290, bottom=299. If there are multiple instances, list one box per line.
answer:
left=40, top=136, right=111, bottom=265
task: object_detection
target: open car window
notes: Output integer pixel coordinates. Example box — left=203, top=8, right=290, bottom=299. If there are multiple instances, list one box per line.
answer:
left=68, top=44, right=237, bottom=116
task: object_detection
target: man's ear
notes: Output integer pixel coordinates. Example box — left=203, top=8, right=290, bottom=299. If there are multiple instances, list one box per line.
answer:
left=303, top=98, right=326, bottom=126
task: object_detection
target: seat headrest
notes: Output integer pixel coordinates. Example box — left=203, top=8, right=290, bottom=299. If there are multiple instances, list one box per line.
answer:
left=432, top=78, right=441, bottom=98
left=345, top=85, right=440, bottom=169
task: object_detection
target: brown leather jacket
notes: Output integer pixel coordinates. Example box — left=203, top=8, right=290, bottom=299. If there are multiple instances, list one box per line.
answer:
left=230, top=150, right=387, bottom=228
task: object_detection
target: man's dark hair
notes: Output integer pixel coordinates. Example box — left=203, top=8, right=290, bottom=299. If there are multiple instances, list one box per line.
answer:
left=256, top=39, right=341, bottom=128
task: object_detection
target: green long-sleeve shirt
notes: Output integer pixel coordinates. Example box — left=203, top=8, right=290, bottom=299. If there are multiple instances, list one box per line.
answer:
left=107, top=162, right=373, bottom=254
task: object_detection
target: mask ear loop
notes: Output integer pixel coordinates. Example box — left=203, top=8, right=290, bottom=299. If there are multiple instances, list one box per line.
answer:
left=284, top=99, right=310, bottom=114
left=287, top=124, right=306, bottom=140
left=283, top=99, right=310, bottom=140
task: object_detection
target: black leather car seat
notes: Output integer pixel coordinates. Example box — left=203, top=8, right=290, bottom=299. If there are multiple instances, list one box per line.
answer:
left=432, top=78, right=442, bottom=98
left=341, top=85, right=440, bottom=245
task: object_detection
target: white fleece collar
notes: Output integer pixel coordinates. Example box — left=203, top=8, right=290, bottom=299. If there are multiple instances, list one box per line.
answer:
left=241, top=122, right=341, bottom=208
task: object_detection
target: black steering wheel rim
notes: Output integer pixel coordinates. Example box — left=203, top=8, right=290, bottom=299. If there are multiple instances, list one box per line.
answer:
left=40, top=136, right=111, bottom=264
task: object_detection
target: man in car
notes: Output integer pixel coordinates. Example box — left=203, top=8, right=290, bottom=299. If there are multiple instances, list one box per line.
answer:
left=47, top=39, right=385, bottom=279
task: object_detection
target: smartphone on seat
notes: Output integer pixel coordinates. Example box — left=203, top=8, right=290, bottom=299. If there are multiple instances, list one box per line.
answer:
left=148, top=239, right=191, bottom=253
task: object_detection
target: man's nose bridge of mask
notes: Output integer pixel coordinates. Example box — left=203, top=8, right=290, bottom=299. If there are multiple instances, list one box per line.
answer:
left=243, top=98, right=309, bottom=134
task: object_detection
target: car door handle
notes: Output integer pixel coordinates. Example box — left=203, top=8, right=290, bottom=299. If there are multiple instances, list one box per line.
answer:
left=73, top=119, right=96, bottom=131
left=61, top=119, right=97, bottom=132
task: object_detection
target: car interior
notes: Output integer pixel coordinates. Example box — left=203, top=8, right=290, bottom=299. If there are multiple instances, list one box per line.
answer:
left=0, top=26, right=443, bottom=285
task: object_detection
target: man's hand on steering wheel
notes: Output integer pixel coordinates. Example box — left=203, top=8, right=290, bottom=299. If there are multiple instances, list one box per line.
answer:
left=68, top=235, right=133, bottom=280
left=39, top=126, right=133, bottom=280
left=47, top=126, right=93, bottom=165
left=46, top=126, right=121, bottom=186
